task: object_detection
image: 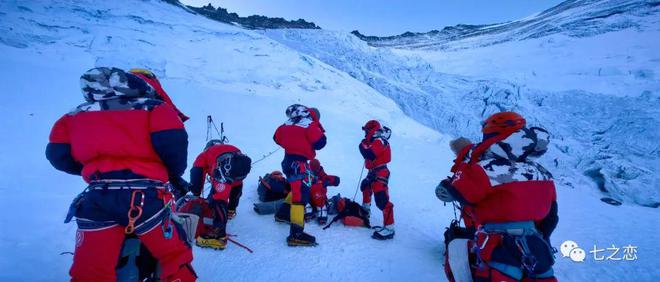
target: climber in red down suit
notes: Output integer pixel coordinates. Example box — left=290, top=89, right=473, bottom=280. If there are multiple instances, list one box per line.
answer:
left=359, top=120, right=395, bottom=240
left=309, top=158, right=340, bottom=225
left=438, top=111, right=559, bottom=282
left=273, top=104, right=326, bottom=246
left=46, top=67, right=195, bottom=281
left=189, top=141, right=251, bottom=250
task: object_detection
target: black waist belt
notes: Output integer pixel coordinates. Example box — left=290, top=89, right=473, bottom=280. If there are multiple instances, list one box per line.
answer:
left=369, top=165, right=388, bottom=172
left=88, top=179, right=165, bottom=190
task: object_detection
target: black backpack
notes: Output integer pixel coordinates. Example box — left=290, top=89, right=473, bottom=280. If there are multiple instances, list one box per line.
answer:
left=257, top=171, right=289, bottom=202
left=323, top=195, right=371, bottom=229
left=214, top=151, right=252, bottom=183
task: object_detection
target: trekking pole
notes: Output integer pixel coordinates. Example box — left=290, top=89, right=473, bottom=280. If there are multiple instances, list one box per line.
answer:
left=206, top=115, right=224, bottom=142
left=206, top=115, right=212, bottom=141
left=352, top=166, right=365, bottom=201
left=220, top=122, right=227, bottom=144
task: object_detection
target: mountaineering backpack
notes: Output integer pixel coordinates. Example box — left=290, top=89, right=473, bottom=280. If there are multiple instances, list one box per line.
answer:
left=323, top=195, right=371, bottom=229
left=257, top=171, right=290, bottom=202
left=443, top=220, right=476, bottom=282
left=176, top=196, right=214, bottom=239
left=214, top=151, right=252, bottom=183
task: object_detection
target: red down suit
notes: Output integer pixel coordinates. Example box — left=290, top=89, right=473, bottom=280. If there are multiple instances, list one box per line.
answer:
left=46, top=68, right=192, bottom=282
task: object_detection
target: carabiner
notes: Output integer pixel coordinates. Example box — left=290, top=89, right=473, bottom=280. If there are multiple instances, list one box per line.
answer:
left=125, top=190, right=145, bottom=234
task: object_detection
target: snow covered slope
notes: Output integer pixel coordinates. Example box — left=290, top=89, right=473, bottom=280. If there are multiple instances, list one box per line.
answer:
left=263, top=28, right=659, bottom=208
left=0, top=0, right=659, bottom=281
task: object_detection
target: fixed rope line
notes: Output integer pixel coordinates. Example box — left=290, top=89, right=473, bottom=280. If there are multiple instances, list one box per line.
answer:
left=352, top=165, right=366, bottom=201
left=250, top=147, right=281, bottom=166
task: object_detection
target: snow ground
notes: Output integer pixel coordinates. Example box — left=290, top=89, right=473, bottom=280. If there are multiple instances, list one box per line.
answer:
left=0, top=0, right=659, bottom=281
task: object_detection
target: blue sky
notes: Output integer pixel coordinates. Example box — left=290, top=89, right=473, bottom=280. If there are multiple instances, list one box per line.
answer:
left=180, top=0, right=565, bottom=36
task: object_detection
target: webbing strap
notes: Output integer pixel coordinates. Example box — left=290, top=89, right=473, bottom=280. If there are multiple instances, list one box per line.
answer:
left=488, top=261, right=523, bottom=280
left=482, top=221, right=536, bottom=235
left=88, top=179, right=164, bottom=190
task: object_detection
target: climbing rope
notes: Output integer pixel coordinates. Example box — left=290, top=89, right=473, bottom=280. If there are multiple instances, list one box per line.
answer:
left=250, top=147, right=281, bottom=166
left=352, top=166, right=366, bottom=201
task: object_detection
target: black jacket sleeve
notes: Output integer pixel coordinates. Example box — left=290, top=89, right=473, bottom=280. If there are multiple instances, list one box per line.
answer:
left=312, top=135, right=327, bottom=150
left=538, top=201, right=559, bottom=242
left=189, top=166, right=204, bottom=196
left=151, top=129, right=188, bottom=180
left=359, top=141, right=376, bottom=160
left=46, top=143, right=83, bottom=175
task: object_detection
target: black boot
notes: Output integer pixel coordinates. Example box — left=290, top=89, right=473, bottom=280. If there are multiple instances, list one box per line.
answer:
left=287, top=224, right=317, bottom=246
left=305, top=205, right=316, bottom=222
left=371, top=225, right=395, bottom=240
left=274, top=202, right=291, bottom=223
left=316, top=205, right=328, bottom=225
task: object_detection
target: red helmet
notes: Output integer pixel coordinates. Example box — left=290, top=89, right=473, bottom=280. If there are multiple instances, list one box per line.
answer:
left=482, top=112, right=526, bottom=137
left=362, top=120, right=381, bottom=137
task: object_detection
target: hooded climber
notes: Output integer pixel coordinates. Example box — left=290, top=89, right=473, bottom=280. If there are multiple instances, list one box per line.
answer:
left=436, top=137, right=478, bottom=229
left=273, top=104, right=326, bottom=246
left=359, top=120, right=395, bottom=240
left=309, top=159, right=340, bottom=225
left=437, top=112, right=559, bottom=282
left=189, top=140, right=252, bottom=250
left=129, top=68, right=189, bottom=122
left=46, top=67, right=195, bottom=281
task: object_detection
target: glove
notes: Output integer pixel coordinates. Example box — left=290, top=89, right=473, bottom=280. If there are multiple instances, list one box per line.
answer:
left=323, top=175, right=340, bottom=187
left=435, top=178, right=455, bottom=202
left=170, top=176, right=191, bottom=200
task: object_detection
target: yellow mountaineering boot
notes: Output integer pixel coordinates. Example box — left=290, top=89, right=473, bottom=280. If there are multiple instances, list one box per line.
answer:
left=196, top=236, right=227, bottom=250
left=286, top=204, right=317, bottom=246
left=196, top=228, right=227, bottom=250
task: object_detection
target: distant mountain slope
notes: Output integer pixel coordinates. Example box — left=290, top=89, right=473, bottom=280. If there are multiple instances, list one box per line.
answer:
left=353, top=0, right=660, bottom=50
left=167, top=1, right=320, bottom=30
left=263, top=28, right=660, bottom=208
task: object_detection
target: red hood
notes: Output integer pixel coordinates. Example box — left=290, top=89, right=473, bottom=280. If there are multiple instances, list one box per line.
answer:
left=132, top=72, right=189, bottom=122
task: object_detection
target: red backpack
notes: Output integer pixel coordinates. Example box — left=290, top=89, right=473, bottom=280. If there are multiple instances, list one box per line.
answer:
left=177, top=197, right=214, bottom=238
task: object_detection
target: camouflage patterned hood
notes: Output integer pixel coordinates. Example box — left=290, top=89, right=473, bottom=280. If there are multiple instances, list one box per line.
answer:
left=479, top=127, right=553, bottom=186
left=486, top=127, right=550, bottom=162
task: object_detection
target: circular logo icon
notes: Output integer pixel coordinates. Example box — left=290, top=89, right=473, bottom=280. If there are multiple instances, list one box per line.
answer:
left=215, top=183, right=227, bottom=193
left=75, top=231, right=84, bottom=248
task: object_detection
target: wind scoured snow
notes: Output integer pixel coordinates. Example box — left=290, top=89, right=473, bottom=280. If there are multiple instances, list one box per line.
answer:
left=0, top=0, right=659, bottom=281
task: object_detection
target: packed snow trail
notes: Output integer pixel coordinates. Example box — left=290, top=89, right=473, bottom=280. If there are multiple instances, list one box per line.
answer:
left=1, top=0, right=659, bottom=281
